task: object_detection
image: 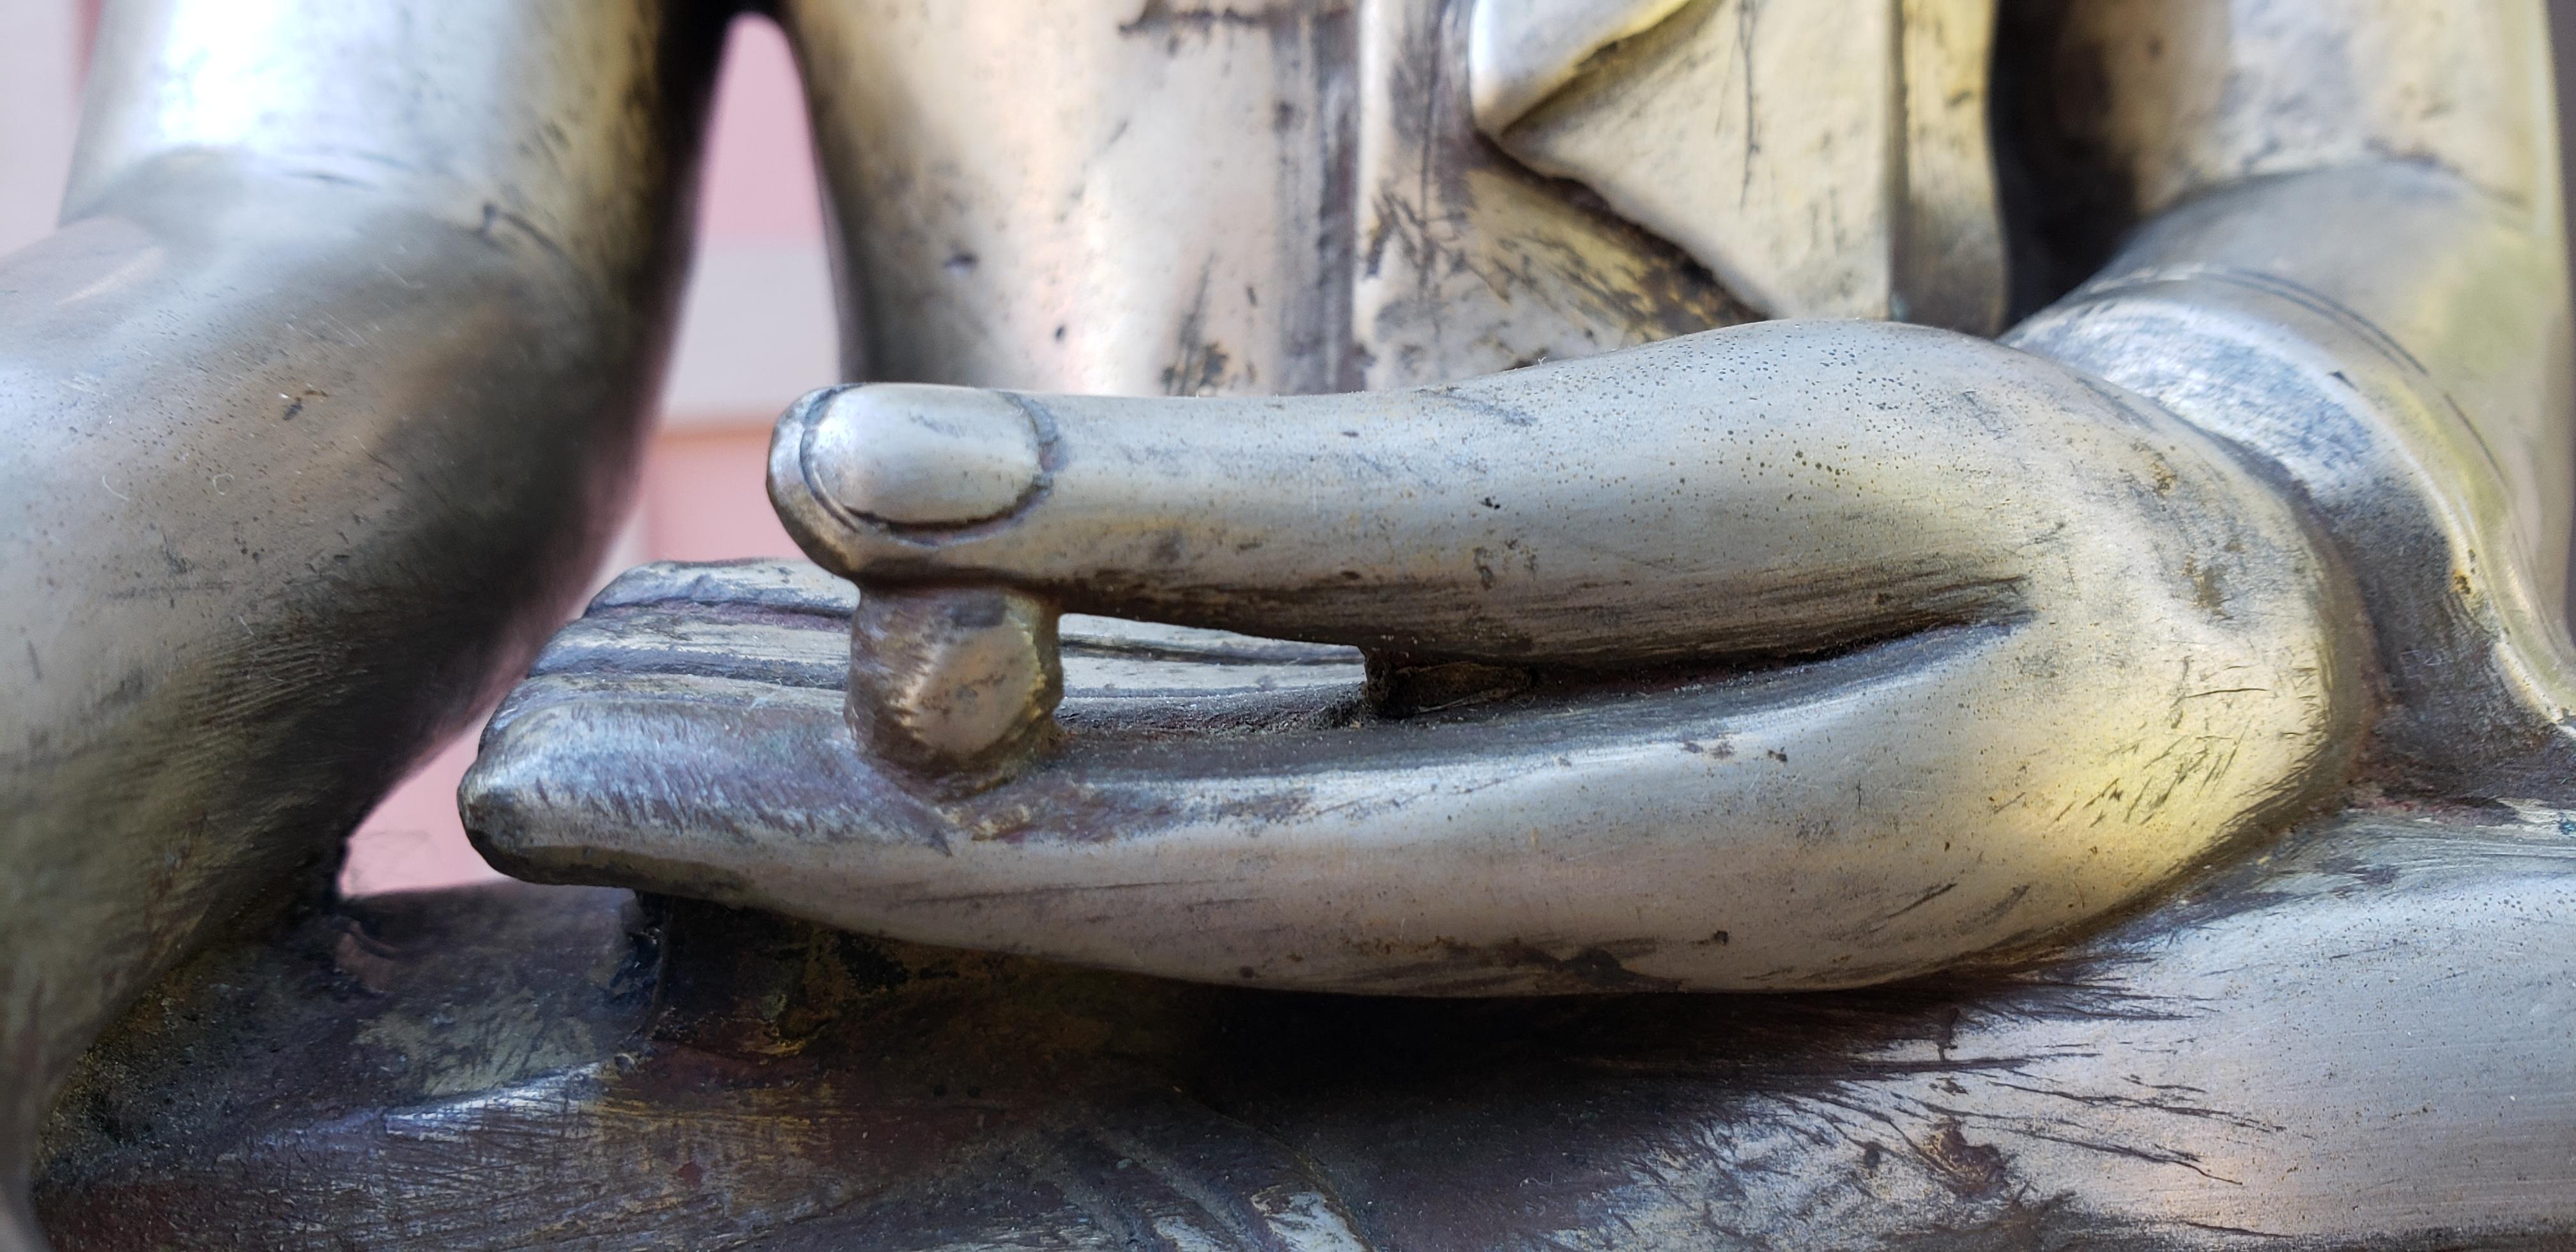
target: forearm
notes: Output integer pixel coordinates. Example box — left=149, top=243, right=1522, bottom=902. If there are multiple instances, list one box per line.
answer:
left=0, top=0, right=727, bottom=1193
left=2038, top=0, right=2566, bottom=528
left=2011, top=3, right=2574, bottom=792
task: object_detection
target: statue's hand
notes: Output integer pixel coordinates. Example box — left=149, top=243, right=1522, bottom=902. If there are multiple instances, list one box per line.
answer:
left=468, top=320, right=2363, bottom=993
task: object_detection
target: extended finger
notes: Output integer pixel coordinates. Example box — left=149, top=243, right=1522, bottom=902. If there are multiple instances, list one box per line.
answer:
left=775, top=320, right=2291, bottom=669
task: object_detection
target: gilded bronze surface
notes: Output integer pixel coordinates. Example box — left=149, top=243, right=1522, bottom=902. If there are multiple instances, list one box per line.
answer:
left=6, top=0, right=2576, bottom=1247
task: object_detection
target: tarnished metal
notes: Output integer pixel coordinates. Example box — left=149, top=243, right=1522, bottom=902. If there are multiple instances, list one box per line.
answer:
left=520, top=329, right=2368, bottom=993
left=1487, top=0, right=2009, bottom=329
left=10, top=0, right=2576, bottom=1246
left=0, top=0, right=723, bottom=1244
left=37, top=800, right=2576, bottom=1246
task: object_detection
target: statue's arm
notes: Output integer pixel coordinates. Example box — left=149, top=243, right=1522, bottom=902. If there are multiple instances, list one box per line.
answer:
left=460, top=3, right=2574, bottom=998
left=0, top=0, right=729, bottom=1216
left=2012, top=0, right=2576, bottom=791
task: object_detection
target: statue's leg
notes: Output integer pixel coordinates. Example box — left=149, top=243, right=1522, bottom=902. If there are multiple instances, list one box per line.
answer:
left=30, top=797, right=2576, bottom=1248
left=0, top=0, right=730, bottom=1221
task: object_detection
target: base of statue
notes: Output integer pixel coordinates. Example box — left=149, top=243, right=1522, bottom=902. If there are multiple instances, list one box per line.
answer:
left=32, top=800, right=2576, bottom=1248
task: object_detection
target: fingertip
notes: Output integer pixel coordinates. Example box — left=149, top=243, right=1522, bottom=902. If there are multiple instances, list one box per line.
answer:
left=768, top=386, right=849, bottom=571
left=770, top=383, right=1054, bottom=579
left=808, top=384, right=1045, bottom=527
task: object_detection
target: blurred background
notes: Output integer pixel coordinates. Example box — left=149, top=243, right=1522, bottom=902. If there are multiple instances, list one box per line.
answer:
left=4, top=4, right=2576, bottom=896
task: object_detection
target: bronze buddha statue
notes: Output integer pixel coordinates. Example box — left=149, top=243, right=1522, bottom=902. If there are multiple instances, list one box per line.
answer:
left=6, top=1, right=2573, bottom=1246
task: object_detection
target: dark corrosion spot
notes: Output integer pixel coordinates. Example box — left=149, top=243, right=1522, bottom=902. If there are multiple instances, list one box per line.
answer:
left=1922, top=1120, right=2011, bottom=1198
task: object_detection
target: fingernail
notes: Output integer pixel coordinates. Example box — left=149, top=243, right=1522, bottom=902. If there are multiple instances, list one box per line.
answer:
left=806, top=385, right=1043, bottom=527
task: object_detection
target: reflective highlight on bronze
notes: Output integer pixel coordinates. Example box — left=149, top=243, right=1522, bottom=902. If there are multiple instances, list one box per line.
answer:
left=10, top=0, right=2576, bottom=1246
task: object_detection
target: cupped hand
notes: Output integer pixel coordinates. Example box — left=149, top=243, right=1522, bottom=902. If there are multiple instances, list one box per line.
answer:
left=469, top=319, right=2363, bottom=993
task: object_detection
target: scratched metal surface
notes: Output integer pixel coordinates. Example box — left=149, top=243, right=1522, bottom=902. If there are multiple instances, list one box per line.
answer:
left=461, top=523, right=2350, bottom=997
left=14, top=2, right=2576, bottom=1246
left=31, top=800, right=2576, bottom=1248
